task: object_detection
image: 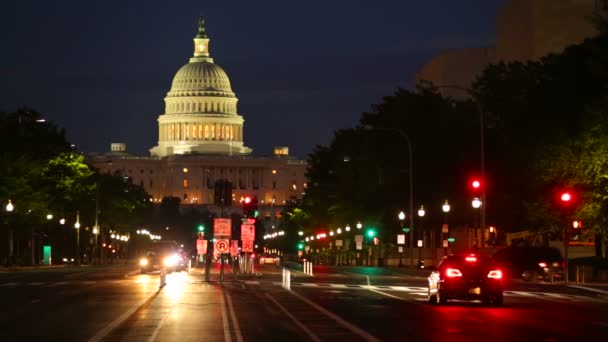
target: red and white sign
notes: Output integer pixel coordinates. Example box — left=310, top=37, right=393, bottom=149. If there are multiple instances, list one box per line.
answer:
left=240, top=223, right=255, bottom=241
left=335, top=240, right=343, bottom=247
left=215, top=239, right=230, bottom=253
left=230, top=240, right=239, bottom=257
left=242, top=240, right=253, bottom=253
left=196, top=239, right=208, bottom=255
left=397, top=234, right=405, bottom=245
left=214, top=218, right=231, bottom=237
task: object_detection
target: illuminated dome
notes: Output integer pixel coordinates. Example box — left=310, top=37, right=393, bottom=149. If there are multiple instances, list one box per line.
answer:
left=150, top=18, right=252, bottom=157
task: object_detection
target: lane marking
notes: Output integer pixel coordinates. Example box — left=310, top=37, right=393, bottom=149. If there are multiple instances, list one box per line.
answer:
left=265, top=293, right=322, bottom=342
left=0, top=282, right=19, bottom=287
left=369, top=289, right=408, bottom=301
left=224, top=290, right=244, bottom=342
left=219, top=286, right=232, bottom=342
left=87, top=289, right=161, bottom=342
left=125, top=270, right=141, bottom=277
left=288, top=289, right=381, bottom=342
left=568, top=285, right=608, bottom=295
left=147, top=308, right=172, bottom=342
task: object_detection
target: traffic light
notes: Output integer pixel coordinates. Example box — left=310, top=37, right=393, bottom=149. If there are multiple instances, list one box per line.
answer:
left=561, top=192, right=572, bottom=203
left=297, top=242, right=304, bottom=250
left=197, top=224, right=205, bottom=232
left=366, top=228, right=377, bottom=238
left=241, top=196, right=258, bottom=218
left=471, top=180, right=481, bottom=189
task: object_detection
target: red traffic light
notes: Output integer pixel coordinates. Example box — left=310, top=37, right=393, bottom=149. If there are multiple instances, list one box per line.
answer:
left=471, top=180, right=481, bottom=189
left=560, top=192, right=572, bottom=202
left=244, top=196, right=252, bottom=204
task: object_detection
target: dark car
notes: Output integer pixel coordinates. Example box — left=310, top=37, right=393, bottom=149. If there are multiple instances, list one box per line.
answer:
left=428, top=254, right=503, bottom=306
left=139, top=241, right=185, bottom=274
left=492, top=246, right=564, bottom=282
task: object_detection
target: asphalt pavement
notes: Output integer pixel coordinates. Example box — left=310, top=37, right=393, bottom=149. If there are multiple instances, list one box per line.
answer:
left=0, top=262, right=607, bottom=341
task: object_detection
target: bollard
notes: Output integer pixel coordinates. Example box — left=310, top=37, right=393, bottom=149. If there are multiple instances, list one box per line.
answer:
left=281, top=268, right=291, bottom=290
left=160, top=267, right=167, bottom=288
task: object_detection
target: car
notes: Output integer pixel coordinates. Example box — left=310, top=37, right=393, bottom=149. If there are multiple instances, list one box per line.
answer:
left=139, top=240, right=185, bottom=273
left=428, top=253, right=503, bottom=306
left=492, top=246, right=564, bottom=282
left=259, top=254, right=280, bottom=265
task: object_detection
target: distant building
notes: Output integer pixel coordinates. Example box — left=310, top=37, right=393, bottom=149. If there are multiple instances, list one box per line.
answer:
left=415, top=0, right=603, bottom=96
left=88, top=18, right=307, bottom=221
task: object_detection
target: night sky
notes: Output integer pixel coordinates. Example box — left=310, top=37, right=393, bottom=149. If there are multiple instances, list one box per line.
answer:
left=1, top=0, right=506, bottom=159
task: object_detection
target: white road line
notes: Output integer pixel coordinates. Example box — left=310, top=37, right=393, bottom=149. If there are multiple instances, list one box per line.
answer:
left=27, top=282, right=44, bottom=286
left=330, top=284, right=347, bottom=288
left=265, top=293, right=322, bottom=342
left=288, top=289, right=381, bottom=342
left=369, top=289, right=408, bottom=301
left=467, top=316, right=485, bottom=323
left=0, top=282, right=19, bottom=287
left=87, top=290, right=160, bottom=342
left=225, top=290, right=244, bottom=342
left=125, top=270, right=141, bottom=277
left=48, top=281, right=70, bottom=287
left=219, top=287, right=232, bottom=342
left=147, top=308, right=172, bottom=342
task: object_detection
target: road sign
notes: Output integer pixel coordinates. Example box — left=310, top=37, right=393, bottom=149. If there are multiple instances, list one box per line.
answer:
left=215, top=239, right=230, bottom=253
left=230, top=240, right=239, bottom=257
left=417, top=239, right=423, bottom=247
left=355, top=235, right=363, bottom=243
left=305, top=245, right=310, bottom=252
left=335, top=240, right=343, bottom=247
left=241, top=223, right=255, bottom=241
left=398, top=246, right=404, bottom=253
left=397, top=234, right=405, bottom=245
left=214, top=218, right=231, bottom=237
left=242, top=240, right=253, bottom=253
left=196, top=239, right=208, bottom=255
left=356, top=241, right=362, bottom=250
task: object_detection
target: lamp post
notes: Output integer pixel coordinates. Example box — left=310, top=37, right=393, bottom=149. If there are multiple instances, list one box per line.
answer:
left=441, top=200, right=450, bottom=256
left=417, top=205, right=425, bottom=268
left=435, top=85, right=486, bottom=233
left=74, top=211, right=81, bottom=265
left=398, top=211, right=405, bottom=267
left=472, top=197, right=482, bottom=250
left=6, top=200, right=14, bottom=265
left=363, top=125, right=414, bottom=269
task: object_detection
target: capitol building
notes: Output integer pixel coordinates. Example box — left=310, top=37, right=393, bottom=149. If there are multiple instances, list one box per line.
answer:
left=89, top=18, right=307, bottom=217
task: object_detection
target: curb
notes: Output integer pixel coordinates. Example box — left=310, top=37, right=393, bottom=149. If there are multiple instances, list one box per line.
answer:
left=567, top=284, right=608, bottom=295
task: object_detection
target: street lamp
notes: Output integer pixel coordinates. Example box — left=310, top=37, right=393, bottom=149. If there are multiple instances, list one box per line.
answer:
left=6, top=200, right=14, bottom=265
left=417, top=205, right=425, bottom=268
left=398, top=211, right=405, bottom=267
left=364, top=125, right=414, bottom=269
left=74, top=211, right=81, bottom=265
left=471, top=198, right=482, bottom=249
left=356, top=222, right=362, bottom=229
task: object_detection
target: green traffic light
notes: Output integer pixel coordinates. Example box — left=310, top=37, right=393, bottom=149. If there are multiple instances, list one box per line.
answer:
left=198, top=224, right=205, bottom=231
left=402, top=227, right=410, bottom=233
left=366, top=229, right=376, bottom=238
left=297, top=243, right=304, bottom=250
left=447, top=237, right=455, bottom=242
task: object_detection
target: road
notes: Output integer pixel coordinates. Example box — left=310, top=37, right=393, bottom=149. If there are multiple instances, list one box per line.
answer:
left=0, top=263, right=607, bottom=341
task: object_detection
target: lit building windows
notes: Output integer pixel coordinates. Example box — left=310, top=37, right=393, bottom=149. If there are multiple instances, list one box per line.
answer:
left=272, top=169, right=277, bottom=175
left=183, top=179, right=189, bottom=188
left=204, top=125, right=209, bottom=139
left=292, top=183, right=297, bottom=190
left=183, top=168, right=188, bottom=173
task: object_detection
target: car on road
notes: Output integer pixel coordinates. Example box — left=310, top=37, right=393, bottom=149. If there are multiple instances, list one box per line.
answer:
left=139, top=240, right=186, bottom=274
left=259, top=253, right=280, bottom=265
left=428, top=253, right=503, bottom=306
left=492, top=246, right=564, bottom=282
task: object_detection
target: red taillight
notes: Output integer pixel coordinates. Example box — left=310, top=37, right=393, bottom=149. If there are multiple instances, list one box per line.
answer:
left=465, top=256, right=477, bottom=262
left=538, top=262, right=547, bottom=268
left=446, top=268, right=463, bottom=277
left=488, top=270, right=503, bottom=279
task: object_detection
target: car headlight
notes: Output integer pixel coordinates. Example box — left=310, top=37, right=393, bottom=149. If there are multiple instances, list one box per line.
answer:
left=163, top=255, right=177, bottom=267
left=139, top=258, right=149, bottom=267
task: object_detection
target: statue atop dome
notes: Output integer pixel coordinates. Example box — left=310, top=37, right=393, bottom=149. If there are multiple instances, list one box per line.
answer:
left=197, top=17, right=208, bottom=38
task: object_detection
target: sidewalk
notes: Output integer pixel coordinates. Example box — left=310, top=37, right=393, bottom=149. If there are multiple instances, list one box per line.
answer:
left=0, top=264, right=66, bottom=272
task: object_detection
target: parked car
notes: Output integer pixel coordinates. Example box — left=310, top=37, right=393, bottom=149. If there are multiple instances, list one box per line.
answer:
left=428, top=253, right=504, bottom=306
left=492, top=246, right=564, bottom=282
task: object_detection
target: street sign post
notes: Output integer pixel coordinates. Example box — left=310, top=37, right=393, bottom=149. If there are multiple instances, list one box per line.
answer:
left=215, top=239, right=230, bottom=254
left=355, top=235, right=363, bottom=243
left=242, top=240, right=253, bottom=253
left=356, top=241, right=363, bottom=250
left=335, top=240, right=343, bottom=247
left=230, top=240, right=239, bottom=257
left=197, top=239, right=208, bottom=255
left=397, top=234, right=405, bottom=245
left=241, top=223, right=255, bottom=241
left=214, top=218, right=231, bottom=237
